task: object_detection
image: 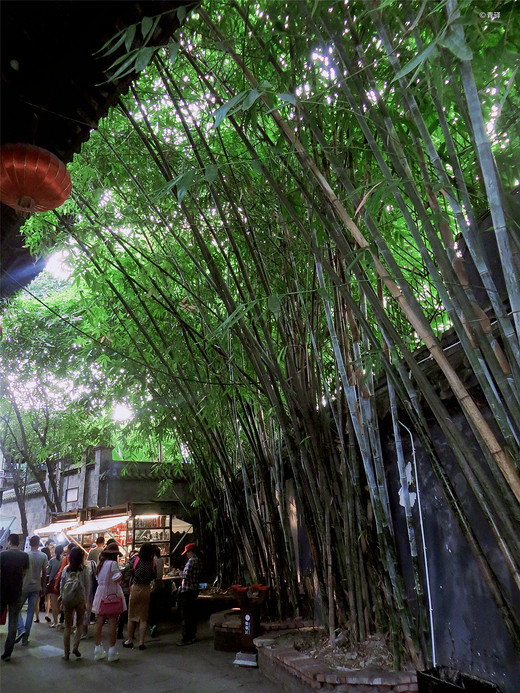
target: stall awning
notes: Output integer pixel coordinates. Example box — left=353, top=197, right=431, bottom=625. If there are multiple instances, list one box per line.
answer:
left=68, top=514, right=129, bottom=536
left=33, top=520, right=79, bottom=537
left=171, top=518, right=193, bottom=533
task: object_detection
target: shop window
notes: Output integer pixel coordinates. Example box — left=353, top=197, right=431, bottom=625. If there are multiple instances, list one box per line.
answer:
left=66, top=487, right=79, bottom=504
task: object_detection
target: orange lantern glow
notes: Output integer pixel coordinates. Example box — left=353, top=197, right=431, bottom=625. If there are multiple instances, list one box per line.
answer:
left=0, top=143, right=72, bottom=215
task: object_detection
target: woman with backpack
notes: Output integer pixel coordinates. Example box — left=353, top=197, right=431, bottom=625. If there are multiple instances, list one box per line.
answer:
left=59, top=546, right=90, bottom=660
left=122, top=542, right=156, bottom=651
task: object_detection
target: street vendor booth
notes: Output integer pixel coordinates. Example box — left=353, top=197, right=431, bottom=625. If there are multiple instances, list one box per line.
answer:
left=68, top=512, right=130, bottom=549
left=32, top=517, right=81, bottom=543
left=47, top=503, right=193, bottom=574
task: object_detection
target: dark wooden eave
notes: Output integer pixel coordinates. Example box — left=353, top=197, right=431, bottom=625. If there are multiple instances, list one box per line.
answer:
left=1, top=0, right=197, bottom=299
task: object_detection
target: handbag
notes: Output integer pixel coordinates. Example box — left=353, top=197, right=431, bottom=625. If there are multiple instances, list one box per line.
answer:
left=98, top=562, right=123, bottom=617
left=99, top=593, right=123, bottom=617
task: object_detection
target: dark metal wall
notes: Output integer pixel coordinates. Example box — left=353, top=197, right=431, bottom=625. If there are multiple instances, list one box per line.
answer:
left=383, top=410, right=520, bottom=693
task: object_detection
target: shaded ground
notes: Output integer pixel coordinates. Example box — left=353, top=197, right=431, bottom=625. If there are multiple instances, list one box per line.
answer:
left=1, top=608, right=283, bottom=693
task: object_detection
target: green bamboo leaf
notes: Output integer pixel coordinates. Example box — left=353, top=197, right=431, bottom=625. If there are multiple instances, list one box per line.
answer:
left=278, top=92, right=296, bottom=106
left=242, top=88, right=261, bottom=111
left=134, top=46, right=156, bottom=72
left=94, top=29, right=126, bottom=56
left=141, top=15, right=161, bottom=44
left=267, top=294, right=282, bottom=318
left=204, top=164, right=218, bottom=184
left=141, top=17, right=154, bottom=40
left=496, top=65, right=519, bottom=122
left=439, top=29, right=473, bottom=61
left=391, top=41, right=438, bottom=82
left=103, top=48, right=140, bottom=71
left=153, top=170, right=187, bottom=200
left=212, top=91, right=248, bottom=129
left=266, top=93, right=296, bottom=113
left=106, top=53, right=139, bottom=82
left=124, top=24, right=136, bottom=51
left=372, top=0, right=401, bottom=8
left=448, top=14, right=480, bottom=28
left=316, top=227, right=327, bottom=246
left=175, top=169, right=197, bottom=204
left=277, top=345, right=288, bottom=367
left=344, top=248, right=373, bottom=276
left=168, top=39, right=180, bottom=65
left=212, top=300, right=259, bottom=337
left=177, top=6, right=186, bottom=24
left=244, top=104, right=258, bottom=133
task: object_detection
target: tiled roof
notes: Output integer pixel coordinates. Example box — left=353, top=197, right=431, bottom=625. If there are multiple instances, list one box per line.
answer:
left=1, top=482, right=41, bottom=501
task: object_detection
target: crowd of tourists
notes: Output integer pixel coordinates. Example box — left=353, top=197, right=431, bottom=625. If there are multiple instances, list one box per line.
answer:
left=0, top=532, right=201, bottom=662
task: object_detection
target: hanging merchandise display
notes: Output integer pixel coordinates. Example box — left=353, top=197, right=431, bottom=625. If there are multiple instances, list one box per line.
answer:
left=0, top=142, right=72, bottom=215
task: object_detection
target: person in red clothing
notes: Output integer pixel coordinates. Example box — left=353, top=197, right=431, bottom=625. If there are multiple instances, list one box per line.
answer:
left=176, top=543, right=201, bottom=646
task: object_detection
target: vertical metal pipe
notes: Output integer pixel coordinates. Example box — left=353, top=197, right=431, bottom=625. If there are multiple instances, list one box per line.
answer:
left=399, top=421, right=436, bottom=667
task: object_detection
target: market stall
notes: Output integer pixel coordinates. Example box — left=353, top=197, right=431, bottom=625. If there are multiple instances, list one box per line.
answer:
left=41, top=505, right=196, bottom=624
left=33, top=518, right=80, bottom=542
left=60, top=505, right=193, bottom=573
left=128, top=513, right=193, bottom=572
left=68, top=513, right=130, bottom=554
left=128, top=513, right=194, bottom=619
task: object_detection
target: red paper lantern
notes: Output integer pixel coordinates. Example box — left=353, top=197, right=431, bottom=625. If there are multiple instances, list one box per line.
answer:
left=0, top=143, right=72, bottom=215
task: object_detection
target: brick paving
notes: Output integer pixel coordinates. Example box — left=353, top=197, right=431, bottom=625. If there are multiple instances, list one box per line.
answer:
left=255, top=633, right=419, bottom=693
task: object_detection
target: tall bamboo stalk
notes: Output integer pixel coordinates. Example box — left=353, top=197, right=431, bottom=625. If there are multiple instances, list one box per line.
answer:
left=198, top=7, right=520, bottom=507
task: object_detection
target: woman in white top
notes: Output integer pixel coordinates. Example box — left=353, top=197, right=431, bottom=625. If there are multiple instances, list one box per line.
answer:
left=92, top=542, right=126, bottom=663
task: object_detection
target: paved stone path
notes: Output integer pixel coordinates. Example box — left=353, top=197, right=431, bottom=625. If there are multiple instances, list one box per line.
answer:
left=0, top=611, right=283, bottom=692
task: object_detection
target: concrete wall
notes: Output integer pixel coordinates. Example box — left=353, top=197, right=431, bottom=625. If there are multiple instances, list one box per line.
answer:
left=0, top=484, right=47, bottom=535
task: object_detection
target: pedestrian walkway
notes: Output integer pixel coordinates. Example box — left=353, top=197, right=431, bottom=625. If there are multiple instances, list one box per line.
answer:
left=0, top=612, right=283, bottom=692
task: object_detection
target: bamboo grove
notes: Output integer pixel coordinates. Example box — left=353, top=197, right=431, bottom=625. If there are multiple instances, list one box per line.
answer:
left=19, top=0, right=520, bottom=667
